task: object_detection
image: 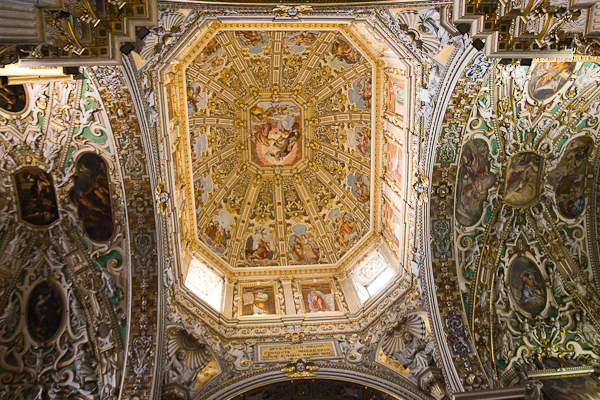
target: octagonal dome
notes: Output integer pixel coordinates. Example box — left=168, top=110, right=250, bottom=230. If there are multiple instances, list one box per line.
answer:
left=179, top=27, right=377, bottom=270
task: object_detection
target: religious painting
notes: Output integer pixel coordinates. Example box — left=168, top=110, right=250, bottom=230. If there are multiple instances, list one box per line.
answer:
left=529, top=62, right=575, bottom=101
left=347, top=126, right=371, bottom=158
left=328, top=34, right=361, bottom=69
left=542, top=375, right=600, bottom=400
left=193, top=38, right=226, bottom=74
left=551, top=136, right=594, bottom=218
left=14, top=167, right=59, bottom=226
left=387, top=141, right=403, bottom=188
left=328, top=208, right=360, bottom=249
left=348, top=76, right=372, bottom=110
left=27, top=280, right=63, bottom=343
left=347, top=172, right=370, bottom=204
left=299, top=282, right=338, bottom=313
left=456, top=139, right=496, bottom=226
left=388, top=76, right=406, bottom=116
left=249, top=101, right=302, bottom=167
left=190, top=128, right=208, bottom=161
left=0, top=81, right=27, bottom=113
left=70, top=153, right=114, bottom=242
left=187, top=81, right=207, bottom=114
left=289, top=224, right=321, bottom=264
left=384, top=199, right=402, bottom=248
left=285, top=31, right=319, bottom=53
left=193, top=175, right=213, bottom=211
left=244, top=226, right=275, bottom=264
left=504, top=152, right=543, bottom=207
left=203, top=210, right=233, bottom=255
left=235, top=31, right=269, bottom=54
left=509, top=257, right=546, bottom=316
left=241, top=285, right=277, bottom=316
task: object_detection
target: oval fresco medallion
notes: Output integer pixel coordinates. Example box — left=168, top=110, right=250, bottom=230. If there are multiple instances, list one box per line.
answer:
left=504, top=152, right=544, bottom=207
left=14, top=167, right=59, bottom=226
left=0, top=81, right=27, bottom=113
left=27, top=281, right=64, bottom=342
left=70, top=153, right=114, bottom=242
left=529, top=62, right=575, bottom=101
left=508, top=257, right=546, bottom=316
left=455, top=139, right=496, bottom=226
left=551, top=136, right=595, bottom=218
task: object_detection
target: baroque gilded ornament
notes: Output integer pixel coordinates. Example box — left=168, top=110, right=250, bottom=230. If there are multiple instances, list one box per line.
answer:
left=281, top=358, right=319, bottom=378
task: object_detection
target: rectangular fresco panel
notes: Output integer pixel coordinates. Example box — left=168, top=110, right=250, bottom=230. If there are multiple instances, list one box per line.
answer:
left=383, top=199, right=402, bottom=249
left=250, top=101, right=302, bottom=167
left=14, top=167, right=59, bottom=226
left=299, top=282, right=338, bottom=313
left=388, top=76, right=406, bottom=117
left=387, top=140, right=403, bottom=187
left=240, top=285, right=278, bottom=316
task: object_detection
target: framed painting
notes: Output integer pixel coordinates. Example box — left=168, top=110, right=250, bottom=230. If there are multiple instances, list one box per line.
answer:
left=298, top=281, right=339, bottom=313
left=529, top=62, right=575, bottom=101
left=551, top=136, right=594, bottom=218
left=0, top=79, right=27, bottom=114
left=27, top=280, right=64, bottom=343
left=504, top=152, right=543, bottom=207
left=388, top=75, right=406, bottom=117
left=240, top=284, right=278, bottom=316
left=386, top=138, right=403, bottom=189
left=456, top=139, right=496, bottom=226
left=14, top=167, right=59, bottom=226
left=508, top=257, right=547, bottom=317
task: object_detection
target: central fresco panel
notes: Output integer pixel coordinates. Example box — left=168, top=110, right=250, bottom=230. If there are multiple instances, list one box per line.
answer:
left=184, top=28, right=375, bottom=268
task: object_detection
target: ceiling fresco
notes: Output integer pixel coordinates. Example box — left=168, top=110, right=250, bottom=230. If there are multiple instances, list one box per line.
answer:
left=430, top=57, right=600, bottom=392
left=7, top=2, right=600, bottom=400
left=178, top=28, right=376, bottom=270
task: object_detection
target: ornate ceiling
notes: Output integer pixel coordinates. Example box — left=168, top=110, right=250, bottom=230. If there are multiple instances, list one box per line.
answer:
left=429, top=56, right=600, bottom=393
left=3, top=3, right=600, bottom=400
left=180, top=29, right=374, bottom=270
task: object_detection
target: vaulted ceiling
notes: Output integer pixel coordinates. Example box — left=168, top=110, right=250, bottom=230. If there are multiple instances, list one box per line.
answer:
left=1, top=2, right=600, bottom=400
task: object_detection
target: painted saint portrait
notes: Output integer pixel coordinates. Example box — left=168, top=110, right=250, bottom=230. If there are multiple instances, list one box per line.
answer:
left=328, top=35, right=361, bottom=69
left=347, top=126, right=371, bottom=158
left=328, top=208, right=360, bottom=249
left=70, top=153, right=114, bottom=242
left=289, top=224, right=321, bottom=264
left=236, top=31, right=269, bottom=54
left=542, top=375, right=600, bottom=400
left=0, top=80, right=27, bottom=113
left=245, top=226, right=275, bottom=264
left=504, top=152, right=543, bottom=207
left=241, top=285, right=277, bottom=316
left=250, top=101, right=302, bottom=167
left=285, top=31, right=319, bottom=53
left=203, top=210, right=233, bottom=255
left=193, top=38, right=226, bottom=74
left=347, top=172, right=370, bottom=204
left=456, top=139, right=496, bottom=226
left=551, top=136, right=594, bottom=218
left=509, top=257, right=546, bottom=316
left=387, top=141, right=403, bottom=188
left=384, top=199, right=402, bottom=248
left=300, top=283, right=338, bottom=313
left=14, top=168, right=59, bottom=226
left=388, top=76, right=406, bottom=116
left=529, top=62, right=575, bottom=101
left=190, top=128, right=208, bottom=161
left=27, top=281, right=63, bottom=343
left=348, top=76, right=372, bottom=110
left=194, top=175, right=213, bottom=211
left=187, top=81, right=207, bottom=114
